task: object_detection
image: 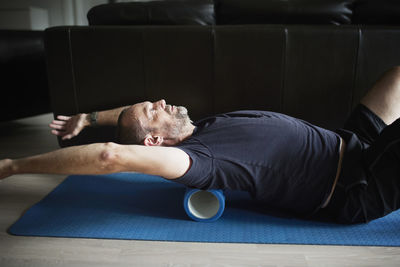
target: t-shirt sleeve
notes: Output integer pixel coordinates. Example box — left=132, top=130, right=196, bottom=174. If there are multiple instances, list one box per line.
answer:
left=173, top=139, right=213, bottom=189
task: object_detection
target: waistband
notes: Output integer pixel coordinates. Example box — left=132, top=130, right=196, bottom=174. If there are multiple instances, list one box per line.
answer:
left=322, top=129, right=369, bottom=216
left=334, top=128, right=369, bottom=190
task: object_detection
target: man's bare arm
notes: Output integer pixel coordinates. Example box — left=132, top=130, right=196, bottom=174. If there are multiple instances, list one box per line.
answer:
left=0, top=143, right=191, bottom=180
left=94, top=106, right=131, bottom=126
left=50, top=106, right=130, bottom=140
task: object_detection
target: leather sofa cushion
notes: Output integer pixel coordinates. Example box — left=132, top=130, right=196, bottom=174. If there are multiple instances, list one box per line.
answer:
left=215, top=0, right=354, bottom=25
left=87, top=1, right=215, bottom=26
left=353, top=0, right=400, bottom=25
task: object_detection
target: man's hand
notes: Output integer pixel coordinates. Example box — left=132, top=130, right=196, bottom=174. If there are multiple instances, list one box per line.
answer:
left=0, top=159, right=14, bottom=180
left=49, top=114, right=90, bottom=140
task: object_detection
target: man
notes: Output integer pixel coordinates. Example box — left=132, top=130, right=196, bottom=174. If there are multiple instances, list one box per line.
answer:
left=1, top=66, right=400, bottom=224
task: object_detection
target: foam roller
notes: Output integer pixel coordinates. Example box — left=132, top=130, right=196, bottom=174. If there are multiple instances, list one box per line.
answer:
left=183, top=188, right=225, bottom=222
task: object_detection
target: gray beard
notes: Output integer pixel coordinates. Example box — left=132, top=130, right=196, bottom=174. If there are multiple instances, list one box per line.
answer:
left=168, top=106, right=192, bottom=137
left=176, top=106, right=188, bottom=117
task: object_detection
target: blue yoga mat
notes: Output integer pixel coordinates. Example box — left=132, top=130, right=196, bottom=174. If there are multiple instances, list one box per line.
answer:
left=8, top=173, right=400, bottom=246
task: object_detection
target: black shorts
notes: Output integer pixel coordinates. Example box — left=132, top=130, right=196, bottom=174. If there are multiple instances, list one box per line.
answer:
left=316, top=104, right=400, bottom=224
left=343, top=104, right=387, bottom=145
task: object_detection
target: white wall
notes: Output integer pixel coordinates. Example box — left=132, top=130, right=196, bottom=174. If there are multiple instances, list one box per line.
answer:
left=0, top=0, right=107, bottom=30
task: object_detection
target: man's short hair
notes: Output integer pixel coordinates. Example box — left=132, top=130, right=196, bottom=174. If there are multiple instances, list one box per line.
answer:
left=116, top=108, right=150, bottom=144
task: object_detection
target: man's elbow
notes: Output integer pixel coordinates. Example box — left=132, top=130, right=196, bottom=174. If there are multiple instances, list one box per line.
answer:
left=98, top=142, right=122, bottom=173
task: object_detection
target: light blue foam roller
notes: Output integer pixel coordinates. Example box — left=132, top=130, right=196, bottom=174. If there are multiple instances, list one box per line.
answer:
left=183, top=188, right=225, bottom=222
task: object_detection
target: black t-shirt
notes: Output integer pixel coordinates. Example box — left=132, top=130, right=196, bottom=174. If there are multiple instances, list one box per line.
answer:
left=175, top=111, right=341, bottom=215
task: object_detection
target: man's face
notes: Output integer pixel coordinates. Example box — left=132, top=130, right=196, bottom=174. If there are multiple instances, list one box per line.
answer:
left=130, top=99, right=191, bottom=138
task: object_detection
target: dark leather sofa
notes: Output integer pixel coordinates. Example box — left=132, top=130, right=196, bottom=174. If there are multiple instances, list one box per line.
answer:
left=44, top=0, right=400, bottom=147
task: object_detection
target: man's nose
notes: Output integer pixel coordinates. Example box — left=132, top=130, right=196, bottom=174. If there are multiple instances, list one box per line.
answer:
left=154, top=99, right=166, bottom=109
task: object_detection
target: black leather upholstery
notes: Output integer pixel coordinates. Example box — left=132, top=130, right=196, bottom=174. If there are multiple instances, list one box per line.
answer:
left=214, top=26, right=284, bottom=114
left=87, top=0, right=400, bottom=26
left=353, top=0, right=400, bottom=25
left=87, top=1, right=215, bottom=26
left=283, top=26, right=358, bottom=129
left=215, top=0, right=354, bottom=25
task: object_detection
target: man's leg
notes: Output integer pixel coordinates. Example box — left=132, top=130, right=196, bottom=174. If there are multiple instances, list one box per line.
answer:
left=361, top=121, right=400, bottom=222
left=322, top=66, right=400, bottom=224
left=361, top=66, right=400, bottom=125
left=360, top=66, right=400, bottom=164
left=356, top=66, right=400, bottom=222
left=340, top=66, right=400, bottom=146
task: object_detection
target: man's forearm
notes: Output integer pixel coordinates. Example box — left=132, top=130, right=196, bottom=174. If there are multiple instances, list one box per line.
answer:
left=50, top=106, right=131, bottom=140
left=91, top=106, right=130, bottom=126
left=11, top=143, right=119, bottom=176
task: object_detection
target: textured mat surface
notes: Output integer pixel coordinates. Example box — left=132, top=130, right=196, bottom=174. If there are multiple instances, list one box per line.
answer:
left=8, top=173, right=400, bottom=246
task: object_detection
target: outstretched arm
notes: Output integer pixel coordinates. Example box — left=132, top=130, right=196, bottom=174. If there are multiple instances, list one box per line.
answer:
left=0, top=143, right=191, bottom=180
left=50, top=105, right=130, bottom=140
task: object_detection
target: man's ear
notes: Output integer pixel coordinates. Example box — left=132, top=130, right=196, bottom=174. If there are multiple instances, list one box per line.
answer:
left=143, top=135, right=164, bottom=146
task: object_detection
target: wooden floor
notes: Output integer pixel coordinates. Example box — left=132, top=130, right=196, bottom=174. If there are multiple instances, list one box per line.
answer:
left=0, top=114, right=400, bottom=267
